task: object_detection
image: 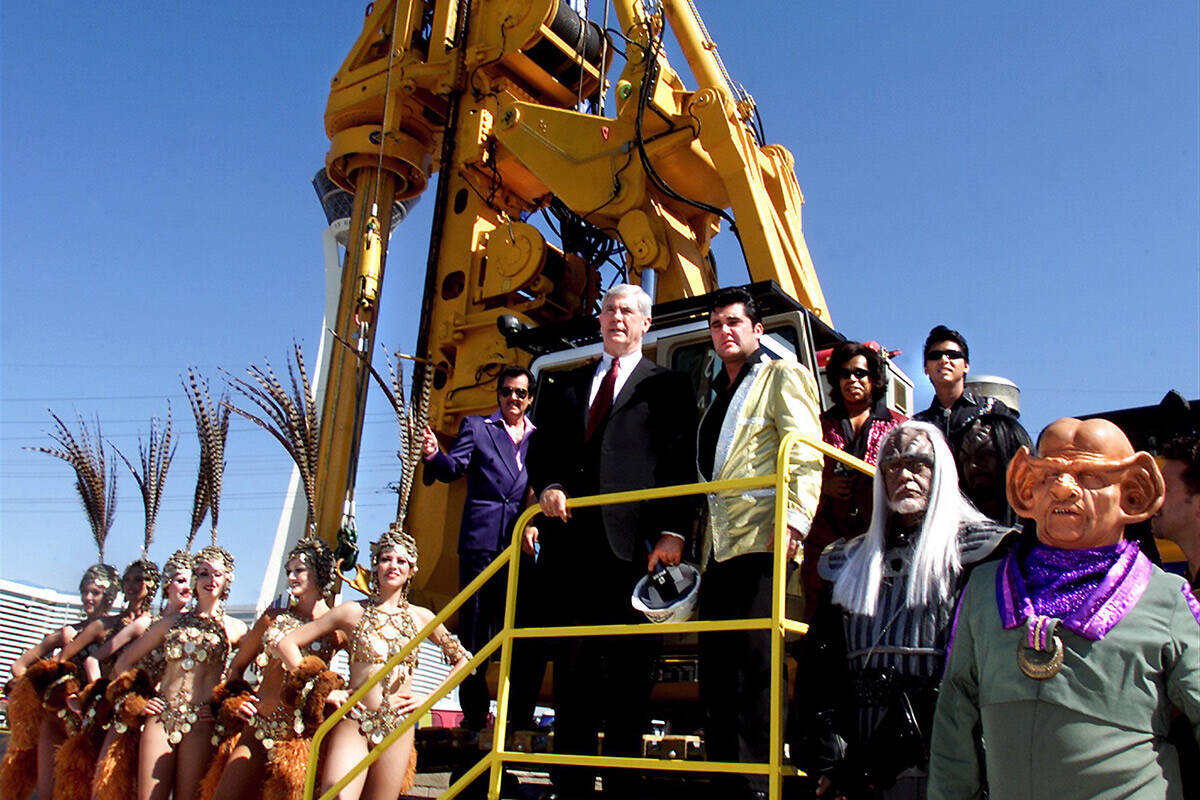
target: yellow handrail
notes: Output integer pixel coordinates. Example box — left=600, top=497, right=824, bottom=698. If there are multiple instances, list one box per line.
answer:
left=304, top=433, right=873, bottom=800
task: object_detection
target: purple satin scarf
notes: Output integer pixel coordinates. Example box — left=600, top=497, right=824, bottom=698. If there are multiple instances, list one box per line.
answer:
left=996, top=538, right=1153, bottom=641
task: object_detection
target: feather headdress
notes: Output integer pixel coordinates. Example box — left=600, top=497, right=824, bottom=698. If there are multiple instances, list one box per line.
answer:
left=331, top=335, right=433, bottom=596
left=225, top=342, right=320, bottom=534
left=183, top=368, right=234, bottom=596
left=225, top=343, right=335, bottom=597
left=113, top=409, right=176, bottom=598
left=182, top=368, right=229, bottom=548
left=330, top=334, right=433, bottom=532
left=26, top=412, right=120, bottom=604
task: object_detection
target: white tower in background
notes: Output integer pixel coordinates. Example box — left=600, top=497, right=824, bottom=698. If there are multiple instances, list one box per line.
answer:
left=255, top=172, right=415, bottom=614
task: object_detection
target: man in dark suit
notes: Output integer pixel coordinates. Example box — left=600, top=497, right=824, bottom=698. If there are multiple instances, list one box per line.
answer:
left=525, top=283, right=699, bottom=798
left=423, top=365, right=539, bottom=731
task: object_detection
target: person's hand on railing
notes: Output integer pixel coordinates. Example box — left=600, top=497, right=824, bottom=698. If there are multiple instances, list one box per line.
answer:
left=521, top=525, right=539, bottom=555
left=767, top=525, right=805, bottom=562
left=538, top=487, right=570, bottom=520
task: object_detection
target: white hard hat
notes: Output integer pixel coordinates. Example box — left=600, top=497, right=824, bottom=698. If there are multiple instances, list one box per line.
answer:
left=631, top=563, right=701, bottom=623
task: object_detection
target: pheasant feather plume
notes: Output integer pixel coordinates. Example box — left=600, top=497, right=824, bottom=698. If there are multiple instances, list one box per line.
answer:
left=226, top=342, right=321, bottom=533
left=115, top=408, right=176, bottom=558
left=184, top=368, right=230, bottom=548
left=26, top=412, right=117, bottom=561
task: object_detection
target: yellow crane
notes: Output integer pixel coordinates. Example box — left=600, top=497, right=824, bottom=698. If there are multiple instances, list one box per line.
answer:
left=314, top=0, right=831, bottom=605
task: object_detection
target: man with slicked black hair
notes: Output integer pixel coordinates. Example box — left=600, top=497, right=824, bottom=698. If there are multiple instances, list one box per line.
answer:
left=913, top=324, right=1010, bottom=444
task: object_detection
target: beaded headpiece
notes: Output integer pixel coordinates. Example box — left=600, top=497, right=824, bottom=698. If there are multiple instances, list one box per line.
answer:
left=121, top=558, right=161, bottom=604
left=287, top=536, right=337, bottom=599
left=194, top=544, right=236, bottom=601
left=368, top=524, right=420, bottom=596
left=79, top=563, right=120, bottom=604
left=370, top=524, right=420, bottom=569
left=28, top=412, right=120, bottom=609
left=160, top=549, right=195, bottom=599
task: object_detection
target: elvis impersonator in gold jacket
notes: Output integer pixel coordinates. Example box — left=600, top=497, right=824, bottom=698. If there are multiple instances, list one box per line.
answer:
left=702, top=355, right=824, bottom=564
left=697, top=303, right=825, bottom=800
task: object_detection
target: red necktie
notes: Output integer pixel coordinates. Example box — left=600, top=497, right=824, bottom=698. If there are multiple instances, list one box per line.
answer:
left=585, top=358, right=619, bottom=441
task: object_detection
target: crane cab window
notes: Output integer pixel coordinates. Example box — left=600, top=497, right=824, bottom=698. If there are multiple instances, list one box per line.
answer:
left=668, top=323, right=803, bottom=417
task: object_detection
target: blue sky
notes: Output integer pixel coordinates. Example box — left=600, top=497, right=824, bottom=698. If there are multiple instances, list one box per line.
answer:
left=2, top=2, right=1197, bottom=605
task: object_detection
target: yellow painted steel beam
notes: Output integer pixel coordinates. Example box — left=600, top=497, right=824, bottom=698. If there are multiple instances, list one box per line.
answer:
left=312, top=169, right=400, bottom=550
left=499, top=750, right=804, bottom=776
left=768, top=430, right=806, bottom=800
left=661, top=0, right=731, bottom=97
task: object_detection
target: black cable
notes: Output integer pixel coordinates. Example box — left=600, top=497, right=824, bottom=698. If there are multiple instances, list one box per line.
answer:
left=631, top=23, right=750, bottom=269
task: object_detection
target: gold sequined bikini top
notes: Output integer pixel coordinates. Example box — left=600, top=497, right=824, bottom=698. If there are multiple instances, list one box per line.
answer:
left=348, top=600, right=471, bottom=683
left=257, top=609, right=339, bottom=670
left=349, top=600, right=419, bottom=666
left=164, top=610, right=230, bottom=671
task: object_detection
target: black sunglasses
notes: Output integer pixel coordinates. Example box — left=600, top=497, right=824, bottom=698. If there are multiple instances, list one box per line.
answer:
left=499, top=386, right=529, bottom=399
left=837, top=367, right=870, bottom=380
left=925, top=349, right=965, bottom=361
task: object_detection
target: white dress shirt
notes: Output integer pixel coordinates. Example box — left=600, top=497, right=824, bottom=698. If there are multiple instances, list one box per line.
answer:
left=588, top=351, right=642, bottom=407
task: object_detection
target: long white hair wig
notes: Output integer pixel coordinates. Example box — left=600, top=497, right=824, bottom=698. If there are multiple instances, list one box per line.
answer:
left=831, top=420, right=984, bottom=616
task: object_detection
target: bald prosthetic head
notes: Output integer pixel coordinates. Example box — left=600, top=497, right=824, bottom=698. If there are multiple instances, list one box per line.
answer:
left=1007, top=418, right=1164, bottom=550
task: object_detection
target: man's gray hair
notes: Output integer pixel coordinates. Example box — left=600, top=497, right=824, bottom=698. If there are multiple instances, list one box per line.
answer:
left=601, top=283, right=652, bottom=318
left=831, top=420, right=985, bottom=616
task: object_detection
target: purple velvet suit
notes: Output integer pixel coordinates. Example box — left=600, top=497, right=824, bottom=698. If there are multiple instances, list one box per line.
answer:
left=424, top=410, right=533, bottom=553
left=424, top=410, right=536, bottom=731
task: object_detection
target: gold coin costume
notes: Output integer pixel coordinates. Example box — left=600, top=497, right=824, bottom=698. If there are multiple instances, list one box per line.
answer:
left=94, top=548, right=192, bottom=800
left=251, top=608, right=341, bottom=750
left=160, top=608, right=232, bottom=746
left=2, top=413, right=122, bottom=800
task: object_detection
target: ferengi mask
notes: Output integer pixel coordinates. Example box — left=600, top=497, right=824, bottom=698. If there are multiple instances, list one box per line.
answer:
left=1006, top=418, right=1163, bottom=550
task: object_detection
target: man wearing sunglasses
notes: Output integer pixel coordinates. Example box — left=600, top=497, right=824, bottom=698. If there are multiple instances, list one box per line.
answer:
left=422, top=364, right=539, bottom=734
left=913, top=324, right=1010, bottom=445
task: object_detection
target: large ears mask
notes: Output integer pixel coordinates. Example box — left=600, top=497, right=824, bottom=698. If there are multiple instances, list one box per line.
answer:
left=1006, top=447, right=1165, bottom=525
left=1005, top=446, right=1037, bottom=519
left=1118, top=452, right=1164, bottom=523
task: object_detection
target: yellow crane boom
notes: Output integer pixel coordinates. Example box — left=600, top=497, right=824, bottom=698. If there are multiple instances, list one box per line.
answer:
left=315, top=0, right=830, bottom=604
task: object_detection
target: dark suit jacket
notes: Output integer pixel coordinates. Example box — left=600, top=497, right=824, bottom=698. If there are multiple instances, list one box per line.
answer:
left=526, top=356, right=699, bottom=562
left=424, top=411, right=534, bottom=553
